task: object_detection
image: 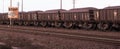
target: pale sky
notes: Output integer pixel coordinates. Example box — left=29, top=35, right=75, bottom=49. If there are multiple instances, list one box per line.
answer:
left=0, top=0, right=120, bottom=13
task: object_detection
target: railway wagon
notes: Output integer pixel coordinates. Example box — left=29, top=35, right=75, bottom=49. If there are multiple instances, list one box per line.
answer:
left=61, top=7, right=97, bottom=29
left=22, top=11, right=40, bottom=26
left=16, top=11, right=40, bottom=26
left=94, top=6, right=120, bottom=30
left=0, top=13, right=9, bottom=24
left=16, top=12, right=24, bottom=25
left=0, top=12, right=20, bottom=25
left=38, top=9, right=66, bottom=27
left=0, top=12, right=29, bottom=25
left=13, top=12, right=30, bottom=25
left=18, top=12, right=29, bottom=25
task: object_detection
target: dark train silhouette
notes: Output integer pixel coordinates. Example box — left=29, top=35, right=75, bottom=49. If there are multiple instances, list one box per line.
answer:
left=0, top=6, right=120, bottom=31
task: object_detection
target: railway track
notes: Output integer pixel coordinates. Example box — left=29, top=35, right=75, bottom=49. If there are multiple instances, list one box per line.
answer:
left=0, top=25, right=120, bottom=46
left=0, top=25, right=120, bottom=39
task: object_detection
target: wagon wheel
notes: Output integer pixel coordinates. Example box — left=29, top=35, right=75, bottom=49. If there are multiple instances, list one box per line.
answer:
left=83, top=23, right=93, bottom=30
left=6, top=21, right=10, bottom=25
left=63, top=22, right=73, bottom=28
left=47, top=22, right=51, bottom=27
left=1, top=21, right=4, bottom=24
left=24, top=22, right=29, bottom=26
left=97, top=23, right=110, bottom=31
left=0, top=21, right=3, bottom=24
left=34, top=22, right=39, bottom=26
left=77, top=23, right=83, bottom=28
left=54, top=22, right=61, bottom=28
left=112, top=24, right=120, bottom=31
left=13, top=21, right=18, bottom=25
left=40, top=22, right=47, bottom=27
left=50, top=23, right=54, bottom=26
left=18, top=22, right=22, bottom=26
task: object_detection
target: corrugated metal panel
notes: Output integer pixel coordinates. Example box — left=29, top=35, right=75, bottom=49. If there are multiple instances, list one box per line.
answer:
left=106, top=9, right=114, bottom=22
left=93, top=10, right=100, bottom=21
left=69, top=7, right=97, bottom=12
left=116, top=9, right=120, bottom=23
left=104, top=6, right=120, bottom=9
left=2, top=13, right=8, bottom=20
left=38, top=9, right=66, bottom=21
left=61, top=7, right=96, bottom=22
left=99, top=9, right=107, bottom=21
left=45, top=9, right=66, bottom=13
left=95, top=9, right=118, bottom=22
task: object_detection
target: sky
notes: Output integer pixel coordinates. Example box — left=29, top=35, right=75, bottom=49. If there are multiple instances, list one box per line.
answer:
left=0, top=0, right=120, bottom=13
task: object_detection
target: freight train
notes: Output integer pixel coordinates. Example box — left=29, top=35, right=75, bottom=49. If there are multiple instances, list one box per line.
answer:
left=0, top=6, right=120, bottom=31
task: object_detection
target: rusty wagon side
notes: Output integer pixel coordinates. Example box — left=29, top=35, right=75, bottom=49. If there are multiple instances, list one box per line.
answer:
left=61, top=7, right=97, bottom=29
left=38, top=9, right=66, bottom=27
left=94, top=6, right=120, bottom=30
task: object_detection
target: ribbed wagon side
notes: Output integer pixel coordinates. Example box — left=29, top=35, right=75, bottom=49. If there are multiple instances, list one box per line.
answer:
left=24, top=11, right=41, bottom=26
left=0, top=13, right=9, bottom=25
left=61, top=7, right=97, bottom=29
left=0, top=12, right=21, bottom=25
left=94, top=6, right=120, bottom=30
left=17, top=11, right=41, bottom=26
left=0, top=13, right=3, bottom=24
left=19, top=12, right=29, bottom=26
left=38, top=9, right=66, bottom=27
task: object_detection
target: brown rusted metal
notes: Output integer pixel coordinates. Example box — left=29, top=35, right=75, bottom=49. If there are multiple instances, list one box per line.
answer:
left=61, top=7, right=97, bottom=22
left=38, top=9, right=66, bottom=21
left=104, top=6, right=120, bottom=9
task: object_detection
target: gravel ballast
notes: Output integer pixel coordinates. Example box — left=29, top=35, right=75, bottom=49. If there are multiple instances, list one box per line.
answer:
left=0, top=30, right=119, bottom=49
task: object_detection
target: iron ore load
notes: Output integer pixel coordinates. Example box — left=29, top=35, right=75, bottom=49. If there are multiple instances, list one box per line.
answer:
left=0, top=6, right=120, bottom=31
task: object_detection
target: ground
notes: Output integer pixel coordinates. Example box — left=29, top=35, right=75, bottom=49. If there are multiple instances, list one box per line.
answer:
left=0, top=30, right=119, bottom=49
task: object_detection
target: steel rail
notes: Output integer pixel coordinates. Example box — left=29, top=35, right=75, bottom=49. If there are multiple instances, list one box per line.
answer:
left=0, top=25, right=119, bottom=39
left=0, top=25, right=120, bottom=46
